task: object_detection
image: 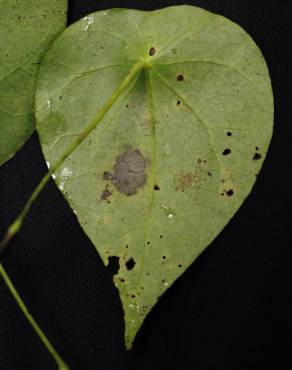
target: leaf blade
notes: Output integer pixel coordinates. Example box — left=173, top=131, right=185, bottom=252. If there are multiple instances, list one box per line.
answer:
left=36, top=5, right=273, bottom=348
left=0, top=0, right=67, bottom=166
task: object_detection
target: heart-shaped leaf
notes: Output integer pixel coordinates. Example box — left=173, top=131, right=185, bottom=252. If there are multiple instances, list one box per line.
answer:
left=35, top=6, right=273, bottom=348
left=0, top=0, right=67, bottom=166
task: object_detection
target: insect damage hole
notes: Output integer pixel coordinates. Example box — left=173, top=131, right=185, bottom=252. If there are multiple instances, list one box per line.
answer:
left=154, top=184, right=160, bottom=191
left=107, top=256, right=120, bottom=276
left=222, top=148, right=231, bottom=156
left=177, top=74, right=184, bottom=82
left=125, top=257, right=136, bottom=271
left=253, top=153, right=262, bottom=160
left=149, top=47, right=156, bottom=56
left=226, top=189, right=234, bottom=197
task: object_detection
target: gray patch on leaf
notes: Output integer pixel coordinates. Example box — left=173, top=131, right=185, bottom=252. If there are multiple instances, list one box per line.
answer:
left=104, top=147, right=147, bottom=196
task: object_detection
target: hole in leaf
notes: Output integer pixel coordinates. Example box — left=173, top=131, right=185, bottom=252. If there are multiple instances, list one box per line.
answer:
left=222, top=148, right=231, bottom=156
left=149, top=47, right=156, bottom=56
left=107, top=256, right=120, bottom=276
left=178, top=264, right=182, bottom=268
left=207, top=172, right=212, bottom=177
left=160, top=235, right=163, bottom=239
left=177, top=74, right=184, bottom=82
left=162, top=256, right=166, bottom=260
left=227, top=131, right=232, bottom=136
left=125, top=257, right=136, bottom=271
left=226, top=189, right=234, bottom=197
left=253, top=153, right=262, bottom=160
left=146, top=241, right=151, bottom=245
left=154, top=184, right=160, bottom=191
left=177, top=100, right=181, bottom=105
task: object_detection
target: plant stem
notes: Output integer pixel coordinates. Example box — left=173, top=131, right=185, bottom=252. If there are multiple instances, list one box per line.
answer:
left=0, top=263, right=69, bottom=370
left=0, top=59, right=146, bottom=367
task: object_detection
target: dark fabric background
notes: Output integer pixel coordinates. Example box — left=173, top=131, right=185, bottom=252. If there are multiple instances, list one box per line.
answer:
left=0, top=1, right=291, bottom=369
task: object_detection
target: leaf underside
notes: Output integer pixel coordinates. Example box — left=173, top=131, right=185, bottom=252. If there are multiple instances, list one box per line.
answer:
left=0, top=0, right=67, bottom=166
left=35, top=6, right=273, bottom=348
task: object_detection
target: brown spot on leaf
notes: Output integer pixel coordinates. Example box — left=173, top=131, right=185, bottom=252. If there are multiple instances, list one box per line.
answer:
left=103, top=171, right=113, bottom=180
left=174, top=169, right=204, bottom=193
left=104, top=147, right=147, bottom=196
left=101, top=189, right=112, bottom=201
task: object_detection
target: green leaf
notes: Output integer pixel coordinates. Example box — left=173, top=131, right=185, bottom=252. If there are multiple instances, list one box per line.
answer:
left=0, top=0, right=67, bottom=166
left=35, top=6, right=273, bottom=348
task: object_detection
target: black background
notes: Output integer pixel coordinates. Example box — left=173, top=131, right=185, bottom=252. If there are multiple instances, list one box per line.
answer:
left=0, top=1, right=291, bottom=369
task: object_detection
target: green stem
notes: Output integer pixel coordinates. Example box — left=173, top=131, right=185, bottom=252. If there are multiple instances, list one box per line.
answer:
left=0, top=59, right=146, bottom=368
left=0, top=263, right=69, bottom=370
